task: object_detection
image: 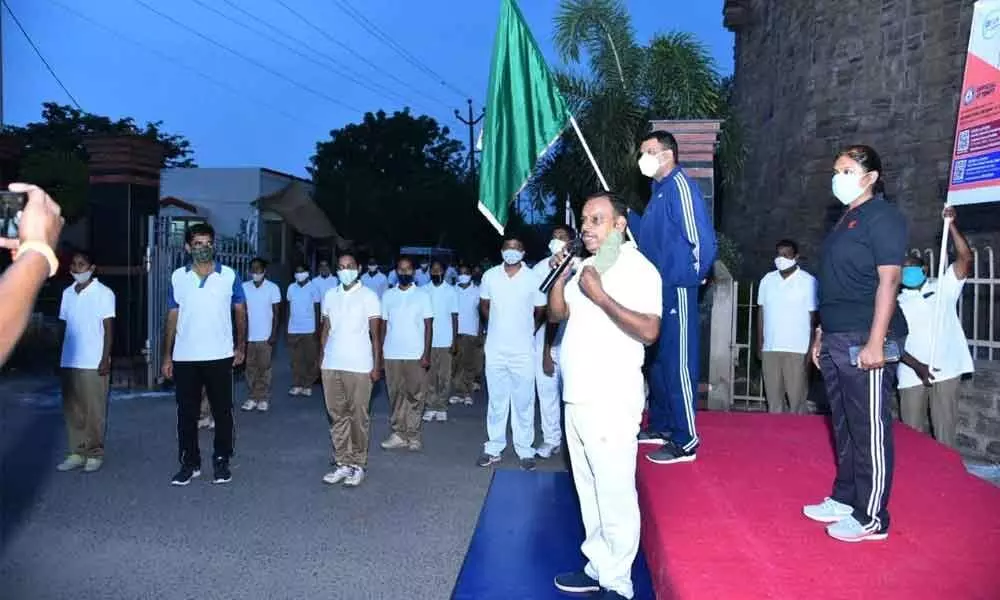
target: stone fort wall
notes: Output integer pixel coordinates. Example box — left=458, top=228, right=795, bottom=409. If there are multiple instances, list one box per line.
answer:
left=722, top=0, right=985, bottom=276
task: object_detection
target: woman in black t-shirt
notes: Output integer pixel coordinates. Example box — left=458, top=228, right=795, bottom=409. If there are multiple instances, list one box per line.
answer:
left=802, top=145, right=907, bottom=543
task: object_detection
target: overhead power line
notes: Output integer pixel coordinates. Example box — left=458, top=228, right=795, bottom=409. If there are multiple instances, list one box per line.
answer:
left=3, top=0, right=81, bottom=109
left=131, top=0, right=362, bottom=114
left=46, top=0, right=307, bottom=125
left=269, top=0, right=452, bottom=110
left=190, top=0, right=414, bottom=110
left=331, top=0, right=472, bottom=100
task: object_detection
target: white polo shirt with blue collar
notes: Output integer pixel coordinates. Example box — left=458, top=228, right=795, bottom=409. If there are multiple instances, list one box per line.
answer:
left=169, top=262, right=245, bottom=362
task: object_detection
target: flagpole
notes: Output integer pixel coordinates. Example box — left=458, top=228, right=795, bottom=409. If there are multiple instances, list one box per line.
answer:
left=926, top=212, right=952, bottom=372
left=569, top=114, right=634, bottom=240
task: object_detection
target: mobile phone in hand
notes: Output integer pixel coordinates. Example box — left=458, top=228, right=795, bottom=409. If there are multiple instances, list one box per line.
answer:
left=0, top=191, right=27, bottom=238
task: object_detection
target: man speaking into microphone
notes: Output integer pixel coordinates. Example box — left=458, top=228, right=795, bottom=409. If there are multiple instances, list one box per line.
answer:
left=549, top=192, right=662, bottom=600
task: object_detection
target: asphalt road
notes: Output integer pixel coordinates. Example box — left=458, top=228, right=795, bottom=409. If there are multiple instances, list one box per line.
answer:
left=0, top=348, right=564, bottom=600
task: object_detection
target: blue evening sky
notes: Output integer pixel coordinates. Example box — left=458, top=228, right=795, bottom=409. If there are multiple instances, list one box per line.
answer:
left=5, top=0, right=732, bottom=177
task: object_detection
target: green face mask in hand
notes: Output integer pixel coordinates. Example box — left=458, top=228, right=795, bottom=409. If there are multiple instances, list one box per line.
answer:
left=593, top=230, right=623, bottom=275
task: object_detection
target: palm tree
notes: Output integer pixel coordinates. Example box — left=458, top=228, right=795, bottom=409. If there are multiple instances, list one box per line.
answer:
left=530, top=0, right=745, bottom=237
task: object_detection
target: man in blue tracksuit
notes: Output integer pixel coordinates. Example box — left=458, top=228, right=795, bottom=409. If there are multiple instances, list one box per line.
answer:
left=629, top=131, right=717, bottom=465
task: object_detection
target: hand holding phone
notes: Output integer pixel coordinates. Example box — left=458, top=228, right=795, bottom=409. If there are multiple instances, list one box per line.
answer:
left=0, top=184, right=64, bottom=252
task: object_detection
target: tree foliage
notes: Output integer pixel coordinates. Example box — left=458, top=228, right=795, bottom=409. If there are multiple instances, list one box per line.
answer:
left=308, top=109, right=499, bottom=263
left=1, top=102, right=196, bottom=219
left=534, top=0, right=746, bottom=250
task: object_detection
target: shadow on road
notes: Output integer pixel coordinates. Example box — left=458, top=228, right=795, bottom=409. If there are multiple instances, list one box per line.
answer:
left=1, top=405, right=62, bottom=556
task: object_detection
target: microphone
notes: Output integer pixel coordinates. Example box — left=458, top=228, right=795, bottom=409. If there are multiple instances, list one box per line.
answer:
left=539, top=238, right=584, bottom=294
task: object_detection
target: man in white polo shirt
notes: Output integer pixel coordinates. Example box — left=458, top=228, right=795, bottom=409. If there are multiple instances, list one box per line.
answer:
left=550, top=192, right=662, bottom=600
left=531, top=224, right=575, bottom=459
left=286, top=263, right=321, bottom=397
left=423, top=260, right=458, bottom=422
left=450, top=264, right=481, bottom=406
left=161, top=223, right=246, bottom=486
left=897, top=206, right=974, bottom=448
left=380, top=256, right=433, bottom=451
left=241, top=257, right=281, bottom=412
left=57, top=249, right=115, bottom=473
left=477, top=236, right=546, bottom=471
left=320, top=252, right=382, bottom=487
left=312, top=258, right=339, bottom=300
left=756, top=239, right=818, bottom=414
left=362, top=257, right=389, bottom=298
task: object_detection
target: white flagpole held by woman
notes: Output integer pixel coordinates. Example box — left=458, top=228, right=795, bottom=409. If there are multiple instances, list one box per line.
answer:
left=926, top=209, right=952, bottom=372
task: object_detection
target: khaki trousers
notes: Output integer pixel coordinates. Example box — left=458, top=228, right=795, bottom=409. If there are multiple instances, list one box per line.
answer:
left=762, top=351, right=809, bottom=414
left=322, top=370, right=373, bottom=467
left=60, top=368, right=109, bottom=458
left=246, top=341, right=273, bottom=400
left=899, top=377, right=960, bottom=448
left=385, top=359, right=427, bottom=442
left=426, top=347, right=453, bottom=410
left=287, top=334, right=318, bottom=388
left=451, top=335, right=480, bottom=396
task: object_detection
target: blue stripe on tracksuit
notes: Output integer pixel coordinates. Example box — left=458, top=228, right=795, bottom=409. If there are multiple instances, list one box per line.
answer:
left=628, top=167, right=717, bottom=450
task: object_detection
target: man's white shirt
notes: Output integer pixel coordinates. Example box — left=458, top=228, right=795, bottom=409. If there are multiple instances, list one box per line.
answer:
left=59, top=279, right=116, bottom=369
left=287, top=281, right=321, bottom=334
left=532, top=257, right=567, bottom=355
left=169, top=263, right=245, bottom=362
left=480, top=263, right=546, bottom=357
left=756, top=267, right=817, bottom=354
left=381, top=285, right=434, bottom=360
left=321, top=283, right=381, bottom=373
left=456, top=284, right=481, bottom=335
left=897, top=264, right=974, bottom=388
left=362, top=271, right=389, bottom=298
left=560, top=243, right=662, bottom=410
left=428, top=282, right=459, bottom=348
left=242, top=279, right=281, bottom=343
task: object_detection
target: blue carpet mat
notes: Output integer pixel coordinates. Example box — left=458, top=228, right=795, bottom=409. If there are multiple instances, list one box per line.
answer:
left=452, top=470, right=654, bottom=599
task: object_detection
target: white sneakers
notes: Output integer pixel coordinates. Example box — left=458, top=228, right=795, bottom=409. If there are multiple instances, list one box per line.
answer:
left=57, top=454, right=102, bottom=472
left=241, top=399, right=257, bottom=411
left=422, top=410, right=448, bottom=422
left=803, top=497, right=887, bottom=542
left=535, top=443, right=561, bottom=459
left=256, top=401, right=269, bottom=412
left=289, top=386, right=312, bottom=397
left=380, top=434, right=408, bottom=450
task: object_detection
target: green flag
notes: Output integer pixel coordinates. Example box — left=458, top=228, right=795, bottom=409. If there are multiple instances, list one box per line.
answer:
left=478, top=0, right=571, bottom=234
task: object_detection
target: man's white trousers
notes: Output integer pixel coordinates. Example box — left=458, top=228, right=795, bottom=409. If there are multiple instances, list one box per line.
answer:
left=534, top=337, right=562, bottom=447
left=484, top=351, right=535, bottom=459
left=565, top=402, right=641, bottom=600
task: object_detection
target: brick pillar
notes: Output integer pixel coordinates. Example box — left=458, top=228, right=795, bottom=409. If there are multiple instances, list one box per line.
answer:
left=84, top=135, right=163, bottom=382
left=648, top=119, right=723, bottom=226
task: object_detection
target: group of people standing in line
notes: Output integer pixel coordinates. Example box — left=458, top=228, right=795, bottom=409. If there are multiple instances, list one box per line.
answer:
left=42, top=134, right=977, bottom=599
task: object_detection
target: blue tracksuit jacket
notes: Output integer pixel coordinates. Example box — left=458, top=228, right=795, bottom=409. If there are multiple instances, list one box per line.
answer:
left=628, top=167, right=717, bottom=287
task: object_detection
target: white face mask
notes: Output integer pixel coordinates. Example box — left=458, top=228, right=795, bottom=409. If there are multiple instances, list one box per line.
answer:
left=368, top=265, right=378, bottom=273
left=251, top=273, right=265, bottom=283
left=501, top=249, right=524, bottom=265
left=774, top=256, right=797, bottom=271
left=294, top=272, right=309, bottom=283
left=548, top=239, right=566, bottom=256
left=339, top=269, right=359, bottom=287
left=832, top=173, right=867, bottom=205
left=458, top=274, right=472, bottom=285
left=72, top=270, right=93, bottom=284
left=638, top=152, right=662, bottom=178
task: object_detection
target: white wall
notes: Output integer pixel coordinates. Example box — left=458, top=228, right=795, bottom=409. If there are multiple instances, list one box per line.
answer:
left=159, top=168, right=262, bottom=238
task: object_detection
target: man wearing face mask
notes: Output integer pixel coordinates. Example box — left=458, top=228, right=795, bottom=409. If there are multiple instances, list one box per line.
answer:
left=162, top=223, right=247, bottom=486
left=379, top=256, right=433, bottom=451
left=549, top=192, right=662, bottom=600
left=241, top=258, right=281, bottom=412
left=362, top=257, right=389, bottom=298
left=423, top=261, right=459, bottom=422
left=756, top=239, right=818, bottom=414
left=415, top=260, right=433, bottom=287
left=286, top=264, right=322, bottom=397
left=56, top=250, right=115, bottom=473
left=477, top=237, right=547, bottom=471
left=319, top=253, right=382, bottom=487
left=530, top=225, right=575, bottom=458
left=450, top=264, right=481, bottom=406
left=312, top=258, right=340, bottom=301
left=630, top=130, right=717, bottom=465
left=895, top=206, right=973, bottom=448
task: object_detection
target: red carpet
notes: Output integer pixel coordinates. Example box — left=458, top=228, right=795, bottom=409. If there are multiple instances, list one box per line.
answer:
left=636, top=412, right=1000, bottom=600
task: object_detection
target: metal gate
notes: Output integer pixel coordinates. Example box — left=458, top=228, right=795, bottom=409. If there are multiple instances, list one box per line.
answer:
left=145, top=216, right=256, bottom=391
left=729, top=280, right=767, bottom=411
